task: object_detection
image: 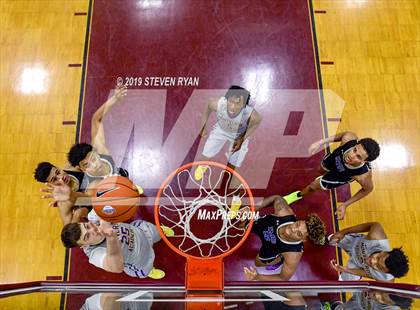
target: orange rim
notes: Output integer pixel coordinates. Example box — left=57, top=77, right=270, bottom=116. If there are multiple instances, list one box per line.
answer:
left=154, top=160, right=255, bottom=260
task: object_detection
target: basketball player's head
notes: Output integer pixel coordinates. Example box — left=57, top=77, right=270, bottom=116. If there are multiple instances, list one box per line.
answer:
left=225, top=85, right=251, bottom=116
left=371, top=247, right=409, bottom=278
left=34, top=161, right=72, bottom=186
left=304, top=214, right=326, bottom=245
left=68, top=143, right=100, bottom=174
left=282, top=214, right=325, bottom=243
left=61, top=222, right=105, bottom=247
left=345, top=138, right=380, bottom=166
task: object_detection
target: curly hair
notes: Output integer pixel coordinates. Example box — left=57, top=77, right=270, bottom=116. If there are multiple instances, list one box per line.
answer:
left=359, top=138, right=380, bottom=162
left=34, top=161, right=55, bottom=182
left=61, top=223, right=82, bottom=248
left=385, top=247, right=409, bottom=278
left=67, top=143, right=93, bottom=167
left=305, top=214, right=326, bottom=245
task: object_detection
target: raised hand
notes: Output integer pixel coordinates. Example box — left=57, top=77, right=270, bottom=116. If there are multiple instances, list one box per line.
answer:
left=308, top=140, right=323, bottom=155
left=113, top=84, right=128, bottom=100
left=99, top=219, right=117, bottom=238
left=243, top=266, right=259, bottom=281
left=40, top=179, right=72, bottom=206
left=199, top=127, right=207, bottom=138
left=330, top=259, right=348, bottom=273
left=329, top=231, right=345, bottom=245
left=231, top=137, right=244, bottom=153
left=336, top=204, right=347, bottom=220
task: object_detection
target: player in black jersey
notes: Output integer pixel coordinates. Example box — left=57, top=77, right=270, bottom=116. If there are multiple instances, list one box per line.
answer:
left=34, top=161, right=88, bottom=192
left=243, top=195, right=326, bottom=281
left=34, top=162, right=93, bottom=225
left=283, top=131, right=380, bottom=220
left=67, top=84, right=132, bottom=185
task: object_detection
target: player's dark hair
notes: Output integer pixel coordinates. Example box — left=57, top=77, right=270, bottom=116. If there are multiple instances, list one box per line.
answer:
left=61, top=223, right=82, bottom=248
left=305, top=214, right=326, bottom=245
left=385, top=247, right=409, bottom=278
left=34, top=161, right=55, bottom=182
left=359, top=138, right=380, bottom=162
left=388, top=293, right=413, bottom=309
left=67, top=143, right=93, bottom=167
left=224, top=85, right=251, bottom=105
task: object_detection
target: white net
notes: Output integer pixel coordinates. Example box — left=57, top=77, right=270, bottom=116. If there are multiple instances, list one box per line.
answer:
left=158, top=164, right=252, bottom=258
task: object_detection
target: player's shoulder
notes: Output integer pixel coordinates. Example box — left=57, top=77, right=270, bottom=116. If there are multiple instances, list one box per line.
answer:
left=208, top=97, right=223, bottom=110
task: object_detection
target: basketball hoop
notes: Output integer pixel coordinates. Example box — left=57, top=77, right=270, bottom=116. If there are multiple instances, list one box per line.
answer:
left=154, top=161, right=255, bottom=291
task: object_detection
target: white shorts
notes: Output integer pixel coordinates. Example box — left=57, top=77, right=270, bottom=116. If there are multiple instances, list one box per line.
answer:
left=202, top=126, right=249, bottom=167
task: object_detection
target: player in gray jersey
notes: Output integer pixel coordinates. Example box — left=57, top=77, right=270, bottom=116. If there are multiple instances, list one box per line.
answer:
left=334, top=290, right=413, bottom=310
left=194, top=85, right=262, bottom=216
left=61, top=218, right=173, bottom=280
left=195, top=85, right=261, bottom=174
left=326, top=222, right=409, bottom=282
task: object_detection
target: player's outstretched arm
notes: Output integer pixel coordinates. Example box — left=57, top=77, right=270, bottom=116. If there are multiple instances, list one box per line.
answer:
left=255, top=195, right=281, bottom=211
left=100, top=220, right=124, bottom=273
left=255, top=195, right=293, bottom=216
left=330, top=222, right=386, bottom=243
left=91, top=84, right=128, bottom=155
left=198, top=99, right=218, bottom=138
left=41, top=180, right=92, bottom=222
left=330, top=259, right=394, bottom=282
left=365, top=222, right=387, bottom=240
left=337, top=171, right=374, bottom=219
left=308, top=131, right=358, bottom=155
left=240, top=110, right=262, bottom=141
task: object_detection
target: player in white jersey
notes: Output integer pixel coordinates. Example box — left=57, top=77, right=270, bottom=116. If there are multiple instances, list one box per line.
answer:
left=194, top=86, right=262, bottom=215
left=326, top=222, right=409, bottom=282
left=61, top=217, right=173, bottom=280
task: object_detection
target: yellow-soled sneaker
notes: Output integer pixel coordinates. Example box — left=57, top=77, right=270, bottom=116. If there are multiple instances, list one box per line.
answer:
left=283, top=191, right=302, bottom=205
left=135, top=184, right=144, bottom=195
left=161, top=225, right=174, bottom=237
left=228, top=195, right=242, bottom=219
left=148, top=268, right=165, bottom=280
left=194, top=165, right=208, bottom=181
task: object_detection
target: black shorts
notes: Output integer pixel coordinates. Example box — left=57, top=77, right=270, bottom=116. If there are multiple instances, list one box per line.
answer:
left=318, top=174, right=352, bottom=190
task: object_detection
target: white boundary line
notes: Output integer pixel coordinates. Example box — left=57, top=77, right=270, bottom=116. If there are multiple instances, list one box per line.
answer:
left=0, top=286, right=43, bottom=297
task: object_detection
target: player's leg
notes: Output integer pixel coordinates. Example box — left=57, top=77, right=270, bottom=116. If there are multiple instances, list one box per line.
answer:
left=282, top=178, right=321, bottom=205
left=283, top=171, right=346, bottom=205
left=225, top=139, right=249, bottom=217
left=194, top=129, right=227, bottom=180
left=124, top=226, right=166, bottom=280
left=226, top=138, right=249, bottom=187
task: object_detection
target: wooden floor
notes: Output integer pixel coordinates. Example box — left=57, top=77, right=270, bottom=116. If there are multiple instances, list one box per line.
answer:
left=0, top=0, right=418, bottom=299
left=313, top=0, right=420, bottom=285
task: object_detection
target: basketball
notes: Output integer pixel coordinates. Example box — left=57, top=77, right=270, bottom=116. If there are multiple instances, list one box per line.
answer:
left=92, top=176, right=140, bottom=223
